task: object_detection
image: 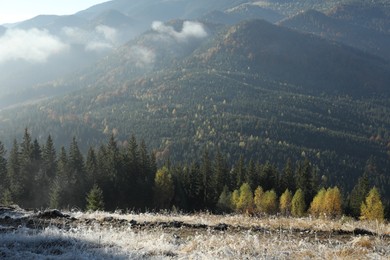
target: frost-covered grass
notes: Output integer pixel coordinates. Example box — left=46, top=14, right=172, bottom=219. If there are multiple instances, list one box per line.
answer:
left=1, top=210, right=389, bottom=259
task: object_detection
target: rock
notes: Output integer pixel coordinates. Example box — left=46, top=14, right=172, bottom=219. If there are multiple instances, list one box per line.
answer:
left=214, top=223, right=228, bottom=231
left=38, top=210, right=70, bottom=219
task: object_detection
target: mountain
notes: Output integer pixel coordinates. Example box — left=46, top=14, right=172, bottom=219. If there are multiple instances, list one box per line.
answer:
left=192, top=19, right=390, bottom=96
left=77, top=0, right=248, bottom=21
left=328, top=2, right=390, bottom=34
left=0, top=19, right=389, bottom=195
left=201, top=4, right=284, bottom=25
left=280, top=9, right=390, bottom=61
left=16, top=15, right=88, bottom=32
left=0, top=1, right=389, bottom=200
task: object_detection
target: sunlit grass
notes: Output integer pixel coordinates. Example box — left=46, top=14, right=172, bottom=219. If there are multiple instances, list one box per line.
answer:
left=1, top=209, right=389, bottom=259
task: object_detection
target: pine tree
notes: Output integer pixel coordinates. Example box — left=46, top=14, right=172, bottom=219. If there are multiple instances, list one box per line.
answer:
left=154, top=166, right=174, bottom=209
left=86, top=184, right=105, bottom=211
left=360, top=187, right=384, bottom=221
left=280, top=189, right=293, bottom=216
left=291, top=189, right=306, bottom=217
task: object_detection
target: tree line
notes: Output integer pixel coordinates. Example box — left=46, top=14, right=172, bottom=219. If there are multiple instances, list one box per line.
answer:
left=0, top=129, right=386, bottom=220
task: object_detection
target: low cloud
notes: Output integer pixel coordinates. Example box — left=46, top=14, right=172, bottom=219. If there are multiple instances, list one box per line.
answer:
left=127, top=45, right=156, bottom=68
left=152, top=21, right=208, bottom=42
left=0, top=28, right=68, bottom=64
left=62, top=25, right=118, bottom=52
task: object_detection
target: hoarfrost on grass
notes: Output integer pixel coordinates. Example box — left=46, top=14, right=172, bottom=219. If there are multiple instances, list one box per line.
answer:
left=0, top=210, right=389, bottom=259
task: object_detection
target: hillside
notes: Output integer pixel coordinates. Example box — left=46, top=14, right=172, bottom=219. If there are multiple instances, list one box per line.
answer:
left=0, top=18, right=389, bottom=201
left=280, top=9, right=390, bottom=61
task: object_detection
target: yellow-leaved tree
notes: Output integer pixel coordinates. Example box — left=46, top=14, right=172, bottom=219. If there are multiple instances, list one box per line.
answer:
left=309, top=188, right=326, bottom=217
left=236, top=183, right=254, bottom=213
left=291, top=189, right=305, bottom=217
left=280, top=189, right=293, bottom=216
left=253, top=186, right=264, bottom=214
left=261, top=190, right=278, bottom=215
left=323, top=186, right=342, bottom=218
left=360, top=187, right=384, bottom=221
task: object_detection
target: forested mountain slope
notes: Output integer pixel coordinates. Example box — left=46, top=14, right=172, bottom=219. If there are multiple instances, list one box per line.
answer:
left=0, top=19, right=389, bottom=198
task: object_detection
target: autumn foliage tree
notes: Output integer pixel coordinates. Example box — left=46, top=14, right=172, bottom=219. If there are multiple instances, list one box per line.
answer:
left=280, top=189, right=293, bottom=216
left=360, top=187, right=384, bottom=221
left=310, top=187, right=342, bottom=218
left=291, top=189, right=305, bottom=217
left=235, top=182, right=254, bottom=214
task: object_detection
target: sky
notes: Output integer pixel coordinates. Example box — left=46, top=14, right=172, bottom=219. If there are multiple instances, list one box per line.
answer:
left=0, top=0, right=109, bottom=25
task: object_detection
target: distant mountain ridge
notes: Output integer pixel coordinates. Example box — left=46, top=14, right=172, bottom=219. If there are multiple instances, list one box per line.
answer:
left=0, top=1, right=389, bottom=198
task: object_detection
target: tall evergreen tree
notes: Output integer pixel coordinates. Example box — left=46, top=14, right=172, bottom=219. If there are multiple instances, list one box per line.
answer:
left=50, top=147, right=68, bottom=209
left=68, top=137, right=86, bottom=208
left=42, top=135, right=57, bottom=181
left=19, top=128, right=35, bottom=207
left=200, top=149, right=215, bottom=208
left=7, top=139, right=20, bottom=205
left=280, top=158, right=295, bottom=194
left=86, top=184, right=105, bottom=211
left=295, top=159, right=316, bottom=208
left=154, top=166, right=174, bottom=209
left=213, top=150, right=228, bottom=196
left=0, top=141, right=7, bottom=203
left=348, top=171, right=370, bottom=217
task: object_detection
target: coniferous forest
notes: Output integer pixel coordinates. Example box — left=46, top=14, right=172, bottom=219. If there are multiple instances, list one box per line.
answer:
left=0, top=129, right=387, bottom=220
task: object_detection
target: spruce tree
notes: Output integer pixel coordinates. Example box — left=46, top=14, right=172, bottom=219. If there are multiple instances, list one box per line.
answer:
left=68, top=137, right=86, bottom=208
left=86, top=184, right=105, bottom=211
left=216, top=185, right=232, bottom=213
left=348, top=172, right=370, bottom=217
left=0, top=141, right=7, bottom=202
left=7, top=140, right=21, bottom=205
left=50, top=147, right=68, bottom=209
